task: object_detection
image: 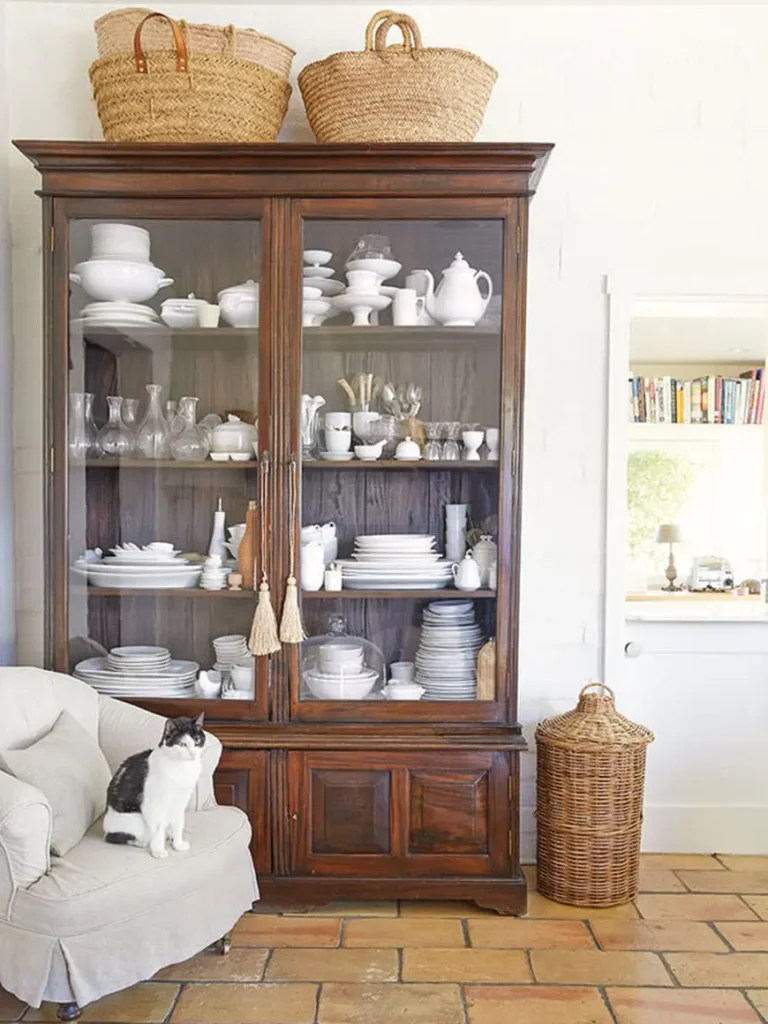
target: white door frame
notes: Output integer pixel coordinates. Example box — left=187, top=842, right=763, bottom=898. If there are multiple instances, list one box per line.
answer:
left=602, top=272, right=768, bottom=688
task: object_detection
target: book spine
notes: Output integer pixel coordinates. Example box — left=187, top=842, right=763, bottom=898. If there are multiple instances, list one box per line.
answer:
left=692, top=379, right=701, bottom=424
left=644, top=379, right=652, bottom=423
left=684, top=380, right=692, bottom=424
left=757, top=369, right=765, bottom=424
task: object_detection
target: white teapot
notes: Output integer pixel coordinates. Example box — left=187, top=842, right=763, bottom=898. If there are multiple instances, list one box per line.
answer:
left=452, top=551, right=482, bottom=591
left=423, top=253, right=493, bottom=327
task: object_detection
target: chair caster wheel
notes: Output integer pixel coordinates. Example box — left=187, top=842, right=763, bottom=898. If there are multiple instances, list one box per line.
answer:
left=58, top=1004, right=82, bottom=1022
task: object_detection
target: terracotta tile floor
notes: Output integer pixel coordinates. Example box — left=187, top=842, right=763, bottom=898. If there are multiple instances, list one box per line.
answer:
left=4, top=854, right=768, bottom=1023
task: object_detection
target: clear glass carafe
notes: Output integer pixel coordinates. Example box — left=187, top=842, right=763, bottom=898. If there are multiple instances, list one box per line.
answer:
left=170, top=396, right=210, bottom=462
left=136, top=383, right=170, bottom=459
left=97, top=396, right=134, bottom=458
left=68, top=392, right=99, bottom=461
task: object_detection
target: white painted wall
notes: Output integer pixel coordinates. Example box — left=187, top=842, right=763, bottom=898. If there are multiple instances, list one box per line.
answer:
left=7, top=1, right=768, bottom=856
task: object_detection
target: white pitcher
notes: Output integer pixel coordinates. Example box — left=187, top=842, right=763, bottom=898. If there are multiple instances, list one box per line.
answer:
left=300, top=539, right=325, bottom=591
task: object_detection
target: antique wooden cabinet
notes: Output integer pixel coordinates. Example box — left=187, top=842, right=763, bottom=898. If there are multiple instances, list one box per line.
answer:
left=16, top=142, right=551, bottom=913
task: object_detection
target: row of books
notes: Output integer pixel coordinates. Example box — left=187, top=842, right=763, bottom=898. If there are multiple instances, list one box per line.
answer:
left=628, top=371, right=765, bottom=424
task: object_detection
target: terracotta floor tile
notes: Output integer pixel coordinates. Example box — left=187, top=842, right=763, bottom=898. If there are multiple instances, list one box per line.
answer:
left=402, top=948, right=532, bottom=982
left=171, top=982, right=317, bottom=1024
left=678, top=871, right=768, bottom=894
left=530, top=949, right=672, bottom=986
left=743, top=896, right=768, bottom=920
left=718, top=856, right=768, bottom=872
left=232, top=914, right=341, bottom=947
left=592, top=919, right=727, bottom=952
left=398, top=900, right=496, bottom=918
left=469, top=918, right=594, bottom=949
left=285, top=901, right=397, bottom=918
left=636, top=894, right=757, bottom=920
left=154, top=948, right=268, bottom=981
left=342, top=918, right=465, bottom=948
left=465, top=985, right=613, bottom=1024
left=266, top=948, right=398, bottom=982
left=0, top=989, right=25, bottom=1023
left=665, top=952, right=768, bottom=987
left=640, top=854, right=725, bottom=870
left=27, top=984, right=179, bottom=1023
left=526, top=891, right=638, bottom=919
left=638, top=867, right=686, bottom=892
left=317, top=983, right=464, bottom=1024
left=607, top=987, right=761, bottom=1023
left=747, top=990, right=768, bottom=1018
left=715, top=922, right=768, bottom=951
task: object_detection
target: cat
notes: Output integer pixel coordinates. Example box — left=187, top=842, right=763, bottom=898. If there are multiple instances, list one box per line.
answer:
left=103, top=713, right=206, bottom=859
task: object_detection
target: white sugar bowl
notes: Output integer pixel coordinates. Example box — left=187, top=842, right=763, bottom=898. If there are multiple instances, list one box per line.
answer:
left=218, top=279, right=259, bottom=328
left=210, top=415, right=256, bottom=456
left=395, top=436, right=421, bottom=461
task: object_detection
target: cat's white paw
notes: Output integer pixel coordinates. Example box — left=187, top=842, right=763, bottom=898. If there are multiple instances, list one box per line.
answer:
left=172, top=839, right=190, bottom=852
left=150, top=845, right=168, bottom=859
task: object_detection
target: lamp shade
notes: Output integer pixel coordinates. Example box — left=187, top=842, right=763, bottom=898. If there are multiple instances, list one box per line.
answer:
left=656, top=523, right=682, bottom=544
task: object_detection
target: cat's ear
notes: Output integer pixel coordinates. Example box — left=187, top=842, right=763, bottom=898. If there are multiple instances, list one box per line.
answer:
left=194, top=712, right=205, bottom=729
left=160, top=719, right=175, bottom=745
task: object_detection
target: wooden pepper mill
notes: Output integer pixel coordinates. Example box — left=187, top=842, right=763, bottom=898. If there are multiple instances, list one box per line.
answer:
left=239, top=500, right=258, bottom=589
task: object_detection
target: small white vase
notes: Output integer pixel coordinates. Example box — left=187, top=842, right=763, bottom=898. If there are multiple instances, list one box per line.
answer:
left=300, top=540, right=325, bottom=591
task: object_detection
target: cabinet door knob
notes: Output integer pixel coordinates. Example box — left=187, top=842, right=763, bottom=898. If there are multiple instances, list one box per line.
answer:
left=624, top=641, right=642, bottom=658
left=291, top=812, right=298, bottom=821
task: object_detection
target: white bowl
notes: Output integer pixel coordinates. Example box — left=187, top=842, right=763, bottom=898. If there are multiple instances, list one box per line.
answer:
left=324, top=429, right=352, bottom=453
left=210, top=452, right=229, bottom=461
left=304, top=674, right=376, bottom=701
left=345, top=258, right=402, bottom=283
left=354, top=444, right=383, bottom=461
left=303, top=249, right=333, bottom=266
left=70, top=259, right=172, bottom=303
left=384, top=683, right=424, bottom=701
left=218, top=280, right=259, bottom=328
left=91, top=223, right=150, bottom=263
left=303, top=266, right=334, bottom=279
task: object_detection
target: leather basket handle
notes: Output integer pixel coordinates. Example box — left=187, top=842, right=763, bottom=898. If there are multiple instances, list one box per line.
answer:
left=134, top=11, right=188, bottom=74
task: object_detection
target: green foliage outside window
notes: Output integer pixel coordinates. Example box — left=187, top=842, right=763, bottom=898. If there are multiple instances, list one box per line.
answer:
left=627, top=450, right=693, bottom=559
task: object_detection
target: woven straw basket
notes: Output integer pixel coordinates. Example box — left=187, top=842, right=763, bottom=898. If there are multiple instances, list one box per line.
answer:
left=89, top=12, right=291, bottom=143
left=94, top=8, right=295, bottom=79
left=535, top=683, right=654, bottom=908
left=298, top=10, right=497, bottom=143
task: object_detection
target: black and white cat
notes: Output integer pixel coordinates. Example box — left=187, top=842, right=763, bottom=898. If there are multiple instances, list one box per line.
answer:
left=103, top=714, right=206, bottom=859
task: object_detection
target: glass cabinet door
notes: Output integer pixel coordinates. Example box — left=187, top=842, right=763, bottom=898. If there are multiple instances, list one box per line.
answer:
left=64, top=210, right=267, bottom=717
left=294, top=208, right=514, bottom=721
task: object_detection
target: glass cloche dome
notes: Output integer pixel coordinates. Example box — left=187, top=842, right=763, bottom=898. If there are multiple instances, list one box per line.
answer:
left=300, top=614, right=386, bottom=701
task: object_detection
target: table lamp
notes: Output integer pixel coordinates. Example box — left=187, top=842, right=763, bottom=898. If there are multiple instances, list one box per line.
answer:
left=656, top=523, right=683, bottom=591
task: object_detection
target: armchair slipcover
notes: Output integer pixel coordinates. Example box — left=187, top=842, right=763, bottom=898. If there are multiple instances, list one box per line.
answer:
left=0, top=667, right=258, bottom=1009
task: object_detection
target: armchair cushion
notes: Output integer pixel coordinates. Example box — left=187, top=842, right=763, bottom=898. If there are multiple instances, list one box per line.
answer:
left=0, top=711, right=111, bottom=857
left=0, top=771, right=51, bottom=890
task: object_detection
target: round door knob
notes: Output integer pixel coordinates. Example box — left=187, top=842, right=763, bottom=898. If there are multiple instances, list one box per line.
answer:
left=624, top=641, right=642, bottom=658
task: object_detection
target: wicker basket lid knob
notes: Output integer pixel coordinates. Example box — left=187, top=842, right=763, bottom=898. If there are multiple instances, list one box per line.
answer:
left=535, top=682, right=654, bottom=748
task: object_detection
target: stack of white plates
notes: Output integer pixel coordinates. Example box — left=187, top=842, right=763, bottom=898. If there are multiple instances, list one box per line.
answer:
left=213, top=634, right=250, bottom=671
left=339, top=535, right=453, bottom=591
left=72, top=301, right=160, bottom=330
left=73, top=545, right=201, bottom=589
left=414, top=601, right=484, bottom=700
left=75, top=650, right=198, bottom=697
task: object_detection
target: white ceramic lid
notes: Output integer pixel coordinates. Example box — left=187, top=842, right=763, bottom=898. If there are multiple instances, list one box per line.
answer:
left=218, top=278, right=259, bottom=298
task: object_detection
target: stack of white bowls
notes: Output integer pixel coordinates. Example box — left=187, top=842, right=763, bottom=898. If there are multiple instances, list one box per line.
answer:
left=414, top=601, right=485, bottom=700
left=70, top=222, right=173, bottom=327
left=302, top=639, right=378, bottom=700
left=199, top=553, right=228, bottom=591
left=302, top=250, right=343, bottom=325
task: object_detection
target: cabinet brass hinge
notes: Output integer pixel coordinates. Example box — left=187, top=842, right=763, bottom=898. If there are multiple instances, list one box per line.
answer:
left=515, top=224, right=521, bottom=255
left=49, top=226, right=54, bottom=253
left=48, top=445, right=54, bottom=474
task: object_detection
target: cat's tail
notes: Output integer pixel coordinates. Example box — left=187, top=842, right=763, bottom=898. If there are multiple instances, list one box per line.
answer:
left=104, top=831, right=136, bottom=844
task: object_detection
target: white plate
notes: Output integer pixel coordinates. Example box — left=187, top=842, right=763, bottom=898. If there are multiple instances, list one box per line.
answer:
left=356, top=534, right=435, bottom=544
left=344, top=580, right=450, bottom=591
left=73, top=567, right=201, bottom=589
left=76, top=657, right=198, bottom=676
left=109, top=645, right=170, bottom=657
left=303, top=277, right=345, bottom=297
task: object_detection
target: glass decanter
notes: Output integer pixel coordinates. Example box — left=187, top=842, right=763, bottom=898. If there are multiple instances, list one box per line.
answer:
left=68, top=392, right=99, bottom=461
left=97, top=396, right=134, bottom=458
left=136, top=383, right=170, bottom=459
left=170, top=396, right=210, bottom=462
left=122, top=398, right=139, bottom=453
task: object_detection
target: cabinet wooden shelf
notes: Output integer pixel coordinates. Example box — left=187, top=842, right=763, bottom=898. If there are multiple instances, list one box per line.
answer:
left=20, top=139, right=551, bottom=917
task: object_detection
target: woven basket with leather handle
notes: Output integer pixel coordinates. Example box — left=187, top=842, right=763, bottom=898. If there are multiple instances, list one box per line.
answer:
left=535, top=683, right=654, bottom=907
left=94, top=7, right=295, bottom=79
left=299, top=10, right=497, bottom=143
left=89, top=12, right=291, bottom=143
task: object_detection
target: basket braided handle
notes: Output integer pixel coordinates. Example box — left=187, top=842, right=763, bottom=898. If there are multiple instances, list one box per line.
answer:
left=134, top=12, right=188, bottom=73
left=579, top=681, right=615, bottom=701
left=365, top=11, right=400, bottom=50
left=366, top=10, right=423, bottom=54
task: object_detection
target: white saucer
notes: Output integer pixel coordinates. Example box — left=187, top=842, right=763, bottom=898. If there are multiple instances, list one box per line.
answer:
left=303, top=266, right=335, bottom=279
left=320, top=451, right=354, bottom=461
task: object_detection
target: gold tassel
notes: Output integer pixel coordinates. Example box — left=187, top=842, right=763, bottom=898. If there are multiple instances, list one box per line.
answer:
left=248, top=450, right=282, bottom=656
left=279, top=454, right=306, bottom=643
left=249, top=577, right=281, bottom=655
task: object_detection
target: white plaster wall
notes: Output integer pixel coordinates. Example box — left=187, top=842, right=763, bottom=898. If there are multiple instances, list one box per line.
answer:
left=6, top=2, right=768, bottom=857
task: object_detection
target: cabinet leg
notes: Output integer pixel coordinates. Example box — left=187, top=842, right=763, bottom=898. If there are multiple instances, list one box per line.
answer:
left=57, top=1004, right=82, bottom=1022
left=216, top=932, right=232, bottom=955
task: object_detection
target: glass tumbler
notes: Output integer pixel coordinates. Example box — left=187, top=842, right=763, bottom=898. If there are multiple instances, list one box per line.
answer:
left=442, top=421, right=462, bottom=461
left=424, top=422, right=443, bottom=461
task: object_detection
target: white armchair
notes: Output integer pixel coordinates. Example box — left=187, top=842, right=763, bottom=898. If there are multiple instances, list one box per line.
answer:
left=0, top=668, right=258, bottom=1019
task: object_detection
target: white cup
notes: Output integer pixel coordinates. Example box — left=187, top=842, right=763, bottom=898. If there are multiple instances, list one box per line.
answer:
left=389, top=661, right=415, bottom=682
left=198, top=303, right=220, bottom=328
left=324, top=567, right=342, bottom=591
left=392, top=288, right=419, bottom=326
left=325, top=412, right=352, bottom=429
left=324, top=428, right=352, bottom=452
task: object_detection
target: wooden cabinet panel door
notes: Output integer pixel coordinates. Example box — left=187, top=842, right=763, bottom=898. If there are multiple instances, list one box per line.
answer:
left=216, top=750, right=270, bottom=875
left=288, top=750, right=509, bottom=877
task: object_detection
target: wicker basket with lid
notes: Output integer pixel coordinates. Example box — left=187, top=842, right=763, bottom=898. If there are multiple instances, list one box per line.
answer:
left=535, top=683, right=654, bottom=907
